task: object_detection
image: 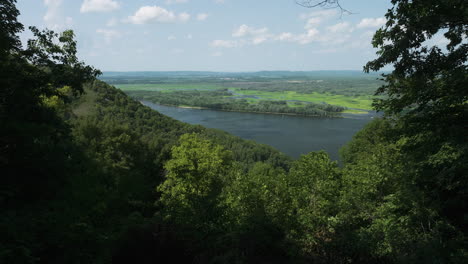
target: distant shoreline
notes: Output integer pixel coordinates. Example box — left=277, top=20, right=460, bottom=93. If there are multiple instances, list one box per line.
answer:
left=140, top=101, right=351, bottom=118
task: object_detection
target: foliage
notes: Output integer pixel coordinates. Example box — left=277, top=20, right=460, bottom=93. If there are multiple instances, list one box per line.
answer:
left=1, top=0, right=467, bottom=263
left=129, top=89, right=345, bottom=117
left=157, top=134, right=232, bottom=234
left=360, top=0, right=468, bottom=261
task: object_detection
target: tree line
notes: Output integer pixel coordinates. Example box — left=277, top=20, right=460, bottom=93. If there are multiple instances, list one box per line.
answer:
left=129, top=89, right=345, bottom=117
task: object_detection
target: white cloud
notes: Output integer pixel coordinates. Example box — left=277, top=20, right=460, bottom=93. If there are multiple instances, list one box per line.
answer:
left=43, top=0, right=73, bottom=31
left=43, top=0, right=60, bottom=29
left=209, top=8, right=381, bottom=50
left=252, top=36, right=268, bottom=45
left=211, top=39, right=239, bottom=48
left=274, top=29, right=320, bottom=45
left=327, top=22, right=353, bottom=33
left=178, top=12, right=190, bottom=22
left=214, top=22, right=323, bottom=47
left=196, top=13, right=208, bottom=21
left=296, top=28, right=320, bottom=44
left=304, top=17, right=322, bottom=29
left=127, top=6, right=190, bottom=24
left=80, top=0, right=120, bottom=13
left=168, top=35, right=176, bottom=40
left=214, top=0, right=225, bottom=3
left=96, top=28, right=121, bottom=43
left=357, top=17, right=386, bottom=29
left=186, top=34, right=193, bottom=39
left=276, top=32, right=294, bottom=41
left=232, top=24, right=268, bottom=38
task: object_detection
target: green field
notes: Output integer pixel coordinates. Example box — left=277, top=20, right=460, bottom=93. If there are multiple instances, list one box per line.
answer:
left=230, top=89, right=373, bottom=110
left=116, top=83, right=374, bottom=111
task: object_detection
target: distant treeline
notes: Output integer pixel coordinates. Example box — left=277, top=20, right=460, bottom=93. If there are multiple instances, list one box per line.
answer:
left=224, top=79, right=381, bottom=97
left=128, top=90, right=345, bottom=117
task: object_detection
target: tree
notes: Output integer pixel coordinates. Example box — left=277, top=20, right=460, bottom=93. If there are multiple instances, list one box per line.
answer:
left=157, top=133, right=233, bottom=239
left=296, top=0, right=351, bottom=14
left=1, top=2, right=103, bottom=262
left=285, top=152, right=341, bottom=260
left=0, top=0, right=23, bottom=57
left=364, top=0, right=467, bottom=234
left=340, top=0, right=468, bottom=261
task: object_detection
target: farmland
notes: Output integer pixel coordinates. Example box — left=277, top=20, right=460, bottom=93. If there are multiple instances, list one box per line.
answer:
left=103, top=71, right=382, bottom=116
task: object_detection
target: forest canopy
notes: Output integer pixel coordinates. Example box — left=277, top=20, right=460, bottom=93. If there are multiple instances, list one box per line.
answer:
left=0, top=0, right=466, bottom=263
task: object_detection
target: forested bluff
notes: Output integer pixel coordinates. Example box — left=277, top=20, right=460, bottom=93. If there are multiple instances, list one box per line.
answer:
left=1, top=0, right=466, bottom=263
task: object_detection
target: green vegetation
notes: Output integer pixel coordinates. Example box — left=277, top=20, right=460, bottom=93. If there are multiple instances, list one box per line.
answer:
left=115, top=83, right=225, bottom=92
left=111, top=72, right=379, bottom=115
left=128, top=89, right=346, bottom=117
left=1, top=0, right=466, bottom=263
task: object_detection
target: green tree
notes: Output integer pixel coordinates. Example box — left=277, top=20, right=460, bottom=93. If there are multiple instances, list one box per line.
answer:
left=285, top=152, right=341, bottom=260
left=157, top=133, right=233, bottom=239
left=221, top=162, right=289, bottom=260
left=362, top=0, right=467, bottom=260
left=1, top=1, right=102, bottom=262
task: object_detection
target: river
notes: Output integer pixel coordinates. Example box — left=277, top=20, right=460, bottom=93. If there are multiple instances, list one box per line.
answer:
left=142, top=101, right=377, bottom=161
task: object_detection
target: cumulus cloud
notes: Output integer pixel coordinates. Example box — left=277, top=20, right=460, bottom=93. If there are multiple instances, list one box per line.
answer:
left=43, top=0, right=73, bottom=31
left=273, top=29, right=320, bottom=45
left=357, top=17, right=386, bottom=29
left=327, top=22, right=353, bottom=33
left=214, top=23, right=322, bottom=47
left=304, top=17, right=322, bottom=29
left=295, top=28, right=320, bottom=44
left=96, top=28, right=121, bottom=43
left=80, top=0, right=120, bottom=13
left=232, top=24, right=268, bottom=38
left=276, top=32, right=294, bottom=41
left=196, top=13, right=208, bottom=21
left=127, top=6, right=190, bottom=24
left=178, top=12, right=190, bottom=22
left=209, top=9, right=384, bottom=50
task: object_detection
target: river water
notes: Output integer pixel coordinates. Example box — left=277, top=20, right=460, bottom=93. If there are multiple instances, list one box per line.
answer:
left=142, top=101, right=376, bottom=161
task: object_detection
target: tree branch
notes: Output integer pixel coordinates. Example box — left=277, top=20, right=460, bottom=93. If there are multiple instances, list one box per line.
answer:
left=296, top=0, right=352, bottom=15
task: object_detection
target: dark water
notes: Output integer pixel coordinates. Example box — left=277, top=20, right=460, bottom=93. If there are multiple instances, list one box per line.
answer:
left=142, top=101, right=376, bottom=160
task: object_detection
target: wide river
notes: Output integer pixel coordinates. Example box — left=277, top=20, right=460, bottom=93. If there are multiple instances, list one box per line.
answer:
left=142, top=101, right=377, bottom=161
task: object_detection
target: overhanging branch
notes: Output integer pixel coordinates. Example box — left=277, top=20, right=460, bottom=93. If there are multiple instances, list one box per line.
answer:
left=296, top=0, right=352, bottom=15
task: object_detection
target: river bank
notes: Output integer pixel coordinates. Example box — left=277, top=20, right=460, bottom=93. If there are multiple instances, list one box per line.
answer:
left=140, top=101, right=353, bottom=118
left=141, top=101, right=376, bottom=160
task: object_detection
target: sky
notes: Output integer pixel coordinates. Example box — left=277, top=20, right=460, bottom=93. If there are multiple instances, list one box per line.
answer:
left=17, top=0, right=393, bottom=71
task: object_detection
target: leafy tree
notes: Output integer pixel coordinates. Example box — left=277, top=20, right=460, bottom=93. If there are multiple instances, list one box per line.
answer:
left=157, top=133, right=233, bottom=240
left=1, top=2, right=103, bottom=263
left=285, top=152, right=341, bottom=260
left=221, top=162, right=289, bottom=260
left=1, top=2, right=100, bottom=201
left=362, top=0, right=467, bottom=258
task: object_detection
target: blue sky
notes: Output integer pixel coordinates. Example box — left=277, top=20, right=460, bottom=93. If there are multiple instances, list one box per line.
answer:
left=17, top=0, right=393, bottom=71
